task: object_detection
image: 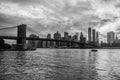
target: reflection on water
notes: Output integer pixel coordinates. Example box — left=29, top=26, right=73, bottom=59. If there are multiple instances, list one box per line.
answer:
left=0, top=49, right=120, bottom=80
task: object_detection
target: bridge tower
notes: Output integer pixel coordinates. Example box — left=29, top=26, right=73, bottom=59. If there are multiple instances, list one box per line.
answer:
left=17, top=24, right=27, bottom=49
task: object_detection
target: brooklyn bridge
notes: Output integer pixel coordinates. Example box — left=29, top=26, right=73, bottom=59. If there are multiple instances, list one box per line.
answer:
left=0, top=24, right=99, bottom=50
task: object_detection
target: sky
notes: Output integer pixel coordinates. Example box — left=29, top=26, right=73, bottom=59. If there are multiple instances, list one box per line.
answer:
left=0, top=0, right=120, bottom=42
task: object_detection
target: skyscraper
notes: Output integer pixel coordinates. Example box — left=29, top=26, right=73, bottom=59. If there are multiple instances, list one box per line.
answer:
left=80, top=32, right=84, bottom=43
left=92, top=29, right=96, bottom=43
left=64, top=32, right=69, bottom=40
left=107, top=31, right=115, bottom=45
left=88, top=27, right=91, bottom=43
left=54, top=31, right=61, bottom=40
left=53, top=31, right=61, bottom=47
left=114, top=35, right=120, bottom=43
left=74, top=32, right=79, bottom=41
left=96, top=32, right=99, bottom=43
left=72, top=33, right=79, bottom=41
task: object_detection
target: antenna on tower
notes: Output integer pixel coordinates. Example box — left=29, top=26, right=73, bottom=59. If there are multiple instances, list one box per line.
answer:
left=89, top=23, right=91, bottom=28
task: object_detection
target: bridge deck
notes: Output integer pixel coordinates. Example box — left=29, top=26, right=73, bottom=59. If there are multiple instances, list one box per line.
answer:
left=0, top=36, right=98, bottom=47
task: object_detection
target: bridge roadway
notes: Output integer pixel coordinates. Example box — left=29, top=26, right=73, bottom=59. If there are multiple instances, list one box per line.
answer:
left=0, top=36, right=98, bottom=47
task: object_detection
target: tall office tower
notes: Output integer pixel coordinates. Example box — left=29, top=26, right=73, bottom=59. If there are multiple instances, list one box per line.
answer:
left=64, top=32, right=69, bottom=47
left=80, top=32, right=84, bottom=43
left=88, top=27, right=91, bottom=43
left=107, top=31, right=115, bottom=45
left=92, top=29, right=96, bottom=43
left=64, top=32, right=69, bottom=40
left=54, top=31, right=61, bottom=40
left=96, top=32, right=99, bottom=43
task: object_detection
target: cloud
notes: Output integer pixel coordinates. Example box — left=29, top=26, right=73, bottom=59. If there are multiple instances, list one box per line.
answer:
left=0, top=2, right=48, bottom=19
left=115, top=3, right=120, bottom=8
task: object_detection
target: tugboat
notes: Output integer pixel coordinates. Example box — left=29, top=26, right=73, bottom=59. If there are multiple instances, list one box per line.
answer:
left=91, top=49, right=98, bottom=52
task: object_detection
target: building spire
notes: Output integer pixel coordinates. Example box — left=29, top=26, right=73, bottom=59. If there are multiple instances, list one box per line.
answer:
left=116, top=35, right=118, bottom=40
left=89, top=23, right=91, bottom=28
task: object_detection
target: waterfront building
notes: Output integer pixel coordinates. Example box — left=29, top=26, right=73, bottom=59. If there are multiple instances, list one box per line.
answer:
left=47, top=34, right=51, bottom=48
left=71, top=33, right=79, bottom=48
left=72, top=33, right=79, bottom=41
left=28, top=34, right=39, bottom=50
left=107, top=31, right=115, bottom=45
left=54, top=31, right=61, bottom=40
left=53, top=31, right=61, bottom=47
left=64, top=32, right=69, bottom=40
left=113, top=35, right=120, bottom=47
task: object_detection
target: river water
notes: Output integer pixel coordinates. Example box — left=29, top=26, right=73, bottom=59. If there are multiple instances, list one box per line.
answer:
left=0, top=49, right=120, bottom=80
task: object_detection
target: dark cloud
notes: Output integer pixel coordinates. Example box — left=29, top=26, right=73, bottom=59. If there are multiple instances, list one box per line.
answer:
left=100, top=0, right=116, bottom=3
left=115, top=3, right=120, bottom=8
left=63, top=1, right=91, bottom=14
left=0, top=13, right=25, bottom=26
left=0, top=0, right=43, bottom=5
left=102, top=0, right=113, bottom=2
left=101, top=19, right=112, bottom=23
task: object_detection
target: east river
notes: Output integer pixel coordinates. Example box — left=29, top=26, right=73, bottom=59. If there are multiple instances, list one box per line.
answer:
left=0, top=49, right=120, bottom=80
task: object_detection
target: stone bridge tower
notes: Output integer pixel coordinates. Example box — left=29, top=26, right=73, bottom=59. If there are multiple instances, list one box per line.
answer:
left=17, top=24, right=26, bottom=49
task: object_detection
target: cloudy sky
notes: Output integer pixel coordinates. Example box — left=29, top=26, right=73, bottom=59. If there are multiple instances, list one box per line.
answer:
left=0, top=0, right=120, bottom=42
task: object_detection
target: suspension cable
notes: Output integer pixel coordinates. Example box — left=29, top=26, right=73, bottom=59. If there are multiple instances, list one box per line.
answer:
left=0, top=26, right=17, bottom=30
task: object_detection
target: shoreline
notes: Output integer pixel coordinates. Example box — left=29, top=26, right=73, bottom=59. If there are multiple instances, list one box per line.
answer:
left=1, top=47, right=120, bottom=51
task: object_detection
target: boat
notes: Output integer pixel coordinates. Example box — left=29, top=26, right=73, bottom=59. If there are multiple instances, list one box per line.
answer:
left=0, top=49, right=5, bottom=51
left=91, top=49, right=98, bottom=52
